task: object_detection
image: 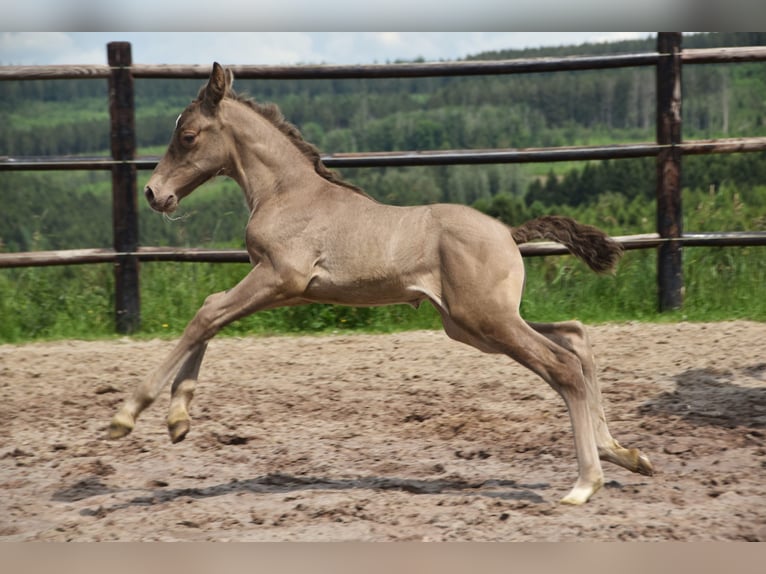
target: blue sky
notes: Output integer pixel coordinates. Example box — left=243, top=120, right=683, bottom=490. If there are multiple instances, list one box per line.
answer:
left=0, top=32, right=655, bottom=66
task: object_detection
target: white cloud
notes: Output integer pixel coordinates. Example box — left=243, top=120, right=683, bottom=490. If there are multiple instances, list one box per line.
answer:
left=129, top=33, right=319, bottom=66
left=0, top=32, right=73, bottom=64
left=0, top=32, right=656, bottom=67
left=374, top=33, right=405, bottom=48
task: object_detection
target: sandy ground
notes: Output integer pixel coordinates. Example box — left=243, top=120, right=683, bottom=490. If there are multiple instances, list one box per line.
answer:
left=1, top=321, right=765, bottom=541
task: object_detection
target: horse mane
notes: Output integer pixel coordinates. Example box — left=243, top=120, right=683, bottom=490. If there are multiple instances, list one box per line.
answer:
left=200, top=84, right=368, bottom=197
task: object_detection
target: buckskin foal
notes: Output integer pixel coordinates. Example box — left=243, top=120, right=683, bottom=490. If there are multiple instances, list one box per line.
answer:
left=108, top=63, right=652, bottom=504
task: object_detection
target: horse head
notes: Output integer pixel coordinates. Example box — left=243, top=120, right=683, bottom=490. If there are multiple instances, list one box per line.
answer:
left=144, top=62, right=234, bottom=213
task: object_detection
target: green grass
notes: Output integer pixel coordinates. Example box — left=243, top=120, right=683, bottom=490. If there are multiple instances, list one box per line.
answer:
left=0, top=264, right=115, bottom=342
left=520, top=247, right=766, bottom=323
left=1, top=243, right=763, bottom=344
left=1, top=182, right=763, bottom=344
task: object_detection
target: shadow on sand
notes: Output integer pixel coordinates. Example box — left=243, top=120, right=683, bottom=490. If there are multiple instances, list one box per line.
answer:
left=639, top=363, right=766, bottom=429
left=53, top=472, right=555, bottom=517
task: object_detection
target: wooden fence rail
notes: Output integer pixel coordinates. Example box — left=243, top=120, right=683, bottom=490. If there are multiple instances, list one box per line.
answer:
left=2, top=33, right=766, bottom=333
left=5, top=137, right=766, bottom=172
left=3, top=232, right=766, bottom=269
left=2, top=45, right=766, bottom=81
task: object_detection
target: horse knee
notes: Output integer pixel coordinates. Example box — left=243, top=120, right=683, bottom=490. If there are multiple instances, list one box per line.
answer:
left=547, top=349, right=588, bottom=399
left=186, top=292, right=227, bottom=340
left=565, top=320, right=592, bottom=350
left=546, top=321, right=595, bottom=371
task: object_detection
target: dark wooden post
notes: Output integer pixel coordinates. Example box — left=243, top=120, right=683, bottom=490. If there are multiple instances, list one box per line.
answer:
left=108, top=42, right=140, bottom=333
left=656, top=32, right=684, bottom=312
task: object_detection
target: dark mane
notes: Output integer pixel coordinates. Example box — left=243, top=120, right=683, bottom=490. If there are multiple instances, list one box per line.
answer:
left=206, top=86, right=368, bottom=196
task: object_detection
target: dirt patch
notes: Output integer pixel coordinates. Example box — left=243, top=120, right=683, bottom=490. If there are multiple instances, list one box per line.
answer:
left=1, top=321, right=765, bottom=541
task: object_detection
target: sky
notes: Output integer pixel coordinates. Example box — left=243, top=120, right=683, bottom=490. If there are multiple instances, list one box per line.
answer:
left=0, top=32, right=657, bottom=67
left=3, top=0, right=762, bottom=66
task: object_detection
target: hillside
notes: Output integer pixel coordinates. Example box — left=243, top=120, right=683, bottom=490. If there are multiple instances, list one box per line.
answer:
left=3, top=33, right=766, bottom=155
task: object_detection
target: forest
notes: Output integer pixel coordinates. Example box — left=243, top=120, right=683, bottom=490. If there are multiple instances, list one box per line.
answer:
left=2, top=32, right=766, bottom=253
left=1, top=32, right=765, bottom=340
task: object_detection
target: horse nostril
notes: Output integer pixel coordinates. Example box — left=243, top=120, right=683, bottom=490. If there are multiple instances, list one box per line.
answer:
left=144, top=186, right=155, bottom=203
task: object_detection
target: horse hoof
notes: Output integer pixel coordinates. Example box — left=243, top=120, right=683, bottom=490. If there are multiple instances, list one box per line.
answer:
left=560, top=478, right=603, bottom=505
left=634, top=451, right=654, bottom=476
left=168, top=419, right=190, bottom=444
left=560, top=491, right=590, bottom=505
left=107, top=416, right=134, bottom=440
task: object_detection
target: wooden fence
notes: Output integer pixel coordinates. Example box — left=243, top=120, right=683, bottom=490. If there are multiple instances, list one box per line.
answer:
left=2, top=33, right=766, bottom=333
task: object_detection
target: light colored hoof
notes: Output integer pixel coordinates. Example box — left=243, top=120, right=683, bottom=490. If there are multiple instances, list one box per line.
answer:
left=560, top=478, right=603, bottom=505
left=600, top=443, right=655, bottom=476
left=107, top=413, right=134, bottom=440
left=634, top=450, right=654, bottom=476
left=168, top=417, right=190, bottom=444
left=560, top=492, right=589, bottom=505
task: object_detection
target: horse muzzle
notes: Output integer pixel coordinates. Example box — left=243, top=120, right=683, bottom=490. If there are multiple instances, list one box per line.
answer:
left=144, top=185, right=178, bottom=213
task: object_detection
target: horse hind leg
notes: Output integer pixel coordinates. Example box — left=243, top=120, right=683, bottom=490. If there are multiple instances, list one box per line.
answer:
left=528, top=321, right=653, bottom=477
left=442, top=310, right=605, bottom=504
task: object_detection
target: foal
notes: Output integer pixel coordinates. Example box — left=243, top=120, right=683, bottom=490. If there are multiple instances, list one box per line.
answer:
left=109, top=63, right=652, bottom=504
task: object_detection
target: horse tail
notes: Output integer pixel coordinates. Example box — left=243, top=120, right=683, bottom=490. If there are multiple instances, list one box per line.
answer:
left=511, top=215, right=623, bottom=274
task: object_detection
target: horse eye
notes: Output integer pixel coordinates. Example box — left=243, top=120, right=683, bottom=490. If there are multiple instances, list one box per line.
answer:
left=181, top=131, right=197, bottom=146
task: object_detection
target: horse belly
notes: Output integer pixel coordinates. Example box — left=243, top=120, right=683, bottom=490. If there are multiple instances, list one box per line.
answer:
left=304, top=261, right=429, bottom=307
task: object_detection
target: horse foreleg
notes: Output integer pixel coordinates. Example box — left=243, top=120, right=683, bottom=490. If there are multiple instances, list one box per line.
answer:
left=166, top=343, right=207, bottom=443
left=108, top=341, right=202, bottom=439
left=108, top=263, right=299, bottom=441
left=528, top=321, right=653, bottom=477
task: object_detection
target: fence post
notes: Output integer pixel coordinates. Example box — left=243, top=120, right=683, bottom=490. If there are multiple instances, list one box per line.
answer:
left=108, top=42, right=140, bottom=334
left=656, top=32, right=684, bottom=312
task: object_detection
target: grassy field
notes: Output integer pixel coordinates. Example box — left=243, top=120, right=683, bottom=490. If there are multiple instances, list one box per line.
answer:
left=2, top=236, right=764, bottom=344
left=1, top=181, right=764, bottom=343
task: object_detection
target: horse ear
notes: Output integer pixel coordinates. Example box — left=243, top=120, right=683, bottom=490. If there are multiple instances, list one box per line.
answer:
left=202, top=62, right=228, bottom=110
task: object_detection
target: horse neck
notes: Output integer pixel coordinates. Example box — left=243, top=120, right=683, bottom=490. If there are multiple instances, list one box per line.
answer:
left=223, top=102, right=325, bottom=212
